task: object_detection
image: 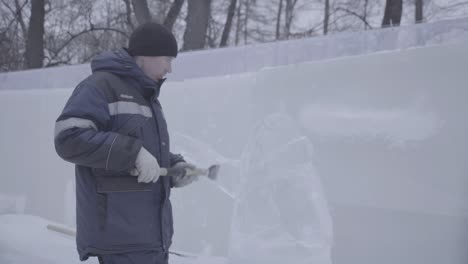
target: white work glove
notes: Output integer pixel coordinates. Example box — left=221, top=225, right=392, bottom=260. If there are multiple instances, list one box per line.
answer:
left=130, top=147, right=161, bottom=183
left=171, top=162, right=200, bottom=188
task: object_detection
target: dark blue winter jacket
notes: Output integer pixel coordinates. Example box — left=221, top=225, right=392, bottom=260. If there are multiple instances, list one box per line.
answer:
left=54, top=48, right=184, bottom=260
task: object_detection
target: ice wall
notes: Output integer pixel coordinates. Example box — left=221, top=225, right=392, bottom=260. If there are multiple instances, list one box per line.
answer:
left=1, top=17, right=468, bottom=90
left=0, top=42, right=467, bottom=264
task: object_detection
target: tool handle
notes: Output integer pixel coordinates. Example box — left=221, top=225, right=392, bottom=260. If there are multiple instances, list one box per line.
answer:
left=47, top=224, right=76, bottom=237
left=160, top=168, right=168, bottom=176
left=159, top=167, right=206, bottom=177
left=160, top=167, right=189, bottom=177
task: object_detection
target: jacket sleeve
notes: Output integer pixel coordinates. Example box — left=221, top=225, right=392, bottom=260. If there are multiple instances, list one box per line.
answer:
left=169, top=152, right=185, bottom=188
left=54, top=81, right=142, bottom=171
left=169, top=152, right=185, bottom=167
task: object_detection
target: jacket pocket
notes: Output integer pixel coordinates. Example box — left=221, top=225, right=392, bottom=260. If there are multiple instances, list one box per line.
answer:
left=95, top=174, right=152, bottom=235
left=95, top=174, right=152, bottom=192
left=96, top=189, right=159, bottom=247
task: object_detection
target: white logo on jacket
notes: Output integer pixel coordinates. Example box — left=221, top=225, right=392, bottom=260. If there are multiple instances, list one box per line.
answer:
left=120, top=94, right=134, bottom=100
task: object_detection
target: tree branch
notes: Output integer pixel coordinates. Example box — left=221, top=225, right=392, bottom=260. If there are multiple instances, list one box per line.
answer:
left=164, top=0, right=184, bottom=31
left=1, top=0, right=29, bottom=36
left=14, top=0, right=28, bottom=37
left=122, top=0, right=134, bottom=30
left=335, top=6, right=373, bottom=30
left=50, top=27, right=129, bottom=62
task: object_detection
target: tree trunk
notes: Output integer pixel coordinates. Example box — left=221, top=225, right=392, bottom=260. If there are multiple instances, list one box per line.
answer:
left=382, top=0, right=402, bottom=27
left=363, top=0, right=369, bottom=30
left=25, top=0, right=45, bottom=69
left=323, top=0, right=329, bottom=35
left=243, top=0, right=250, bottom=44
left=122, top=0, right=135, bottom=30
left=235, top=0, right=242, bottom=45
left=276, top=0, right=283, bottom=39
left=415, top=0, right=423, bottom=23
left=182, top=0, right=212, bottom=51
left=14, top=0, right=27, bottom=37
left=220, top=0, right=237, bottom=47
left=284, top=0, right=298, bottom=39
left=164, top=0, right=184, bottom=31
left=132, top=0, right=152, bottom=25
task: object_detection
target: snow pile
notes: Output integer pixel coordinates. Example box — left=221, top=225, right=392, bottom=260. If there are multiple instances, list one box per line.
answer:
left=0, top=194, right=26, bottom=215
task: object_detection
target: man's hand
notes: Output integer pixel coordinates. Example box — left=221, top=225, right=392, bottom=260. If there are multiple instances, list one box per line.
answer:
left=171, top=162, right=201, bottom=188
left=130, top=147, right=161, bottom=183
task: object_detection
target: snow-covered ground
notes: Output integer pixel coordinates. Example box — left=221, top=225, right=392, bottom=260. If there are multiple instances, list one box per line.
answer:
left=1, top=21, right=468, bottom=264
left=0, top=214, right=225, bottom=264
left=0, top=214, right=98, bottom=264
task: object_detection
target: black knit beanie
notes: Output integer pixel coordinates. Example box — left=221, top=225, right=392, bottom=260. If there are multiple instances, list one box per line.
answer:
left=128, top=22, right=178, bottom=57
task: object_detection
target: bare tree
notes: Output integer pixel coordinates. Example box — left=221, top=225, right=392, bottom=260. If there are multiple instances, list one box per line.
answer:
left=25, top=0, right=45, bottom=69
left=415, top=0, right=423, bottom=23
left=284, top=0, right=299, bottom=39
left=382, top=0, right=402, bottom=27
left=43, top=1, right=131, bottom=67
left=220, top=0, right=237, bottom=47
left=363, top=0, right=369, bottom=29
left=182, top=0, right=211, bottom=51
left=2, top=0, right=29, bottom=40
left=323, top=0, right=330, bottom=35
left=231, top=0, right=300, bottom=44
left=122, top=0, right=135, bottom=30
left=0, top=30, right=22, bottom=71
left=243, top=0, right=250, bottom=44
left=132, top=0, right=152, bottom=25
left=0, top=0, right=29, bottom=71
left=163, top=0, right=184, bottom=31
left=335, top=6, right=373, bottom=30
left=276, top=0, right=283, bottom=39
left=3, top=0, right=468, bottom=72
left=234, top=0, right=242, bottom=45
left=14, top=0, right=27, bottom=37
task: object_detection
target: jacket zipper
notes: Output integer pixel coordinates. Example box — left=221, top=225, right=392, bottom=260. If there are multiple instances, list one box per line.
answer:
left=150, top=94, right=167, bottom=252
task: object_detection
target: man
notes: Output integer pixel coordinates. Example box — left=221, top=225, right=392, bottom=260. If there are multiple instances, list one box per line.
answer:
left=54, top=22, right=200, bottom=264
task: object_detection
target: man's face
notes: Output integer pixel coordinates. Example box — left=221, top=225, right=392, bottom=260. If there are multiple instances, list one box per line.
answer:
left=138, top=56, right=174, bottom=82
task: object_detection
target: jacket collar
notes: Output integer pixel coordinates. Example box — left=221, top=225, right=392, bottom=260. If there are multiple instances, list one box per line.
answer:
left=91, top=48, right=166, bottom=99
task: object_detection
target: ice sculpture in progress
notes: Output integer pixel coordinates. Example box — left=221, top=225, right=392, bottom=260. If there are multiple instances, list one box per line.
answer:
left=228, top=113, right=333, bottom=264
